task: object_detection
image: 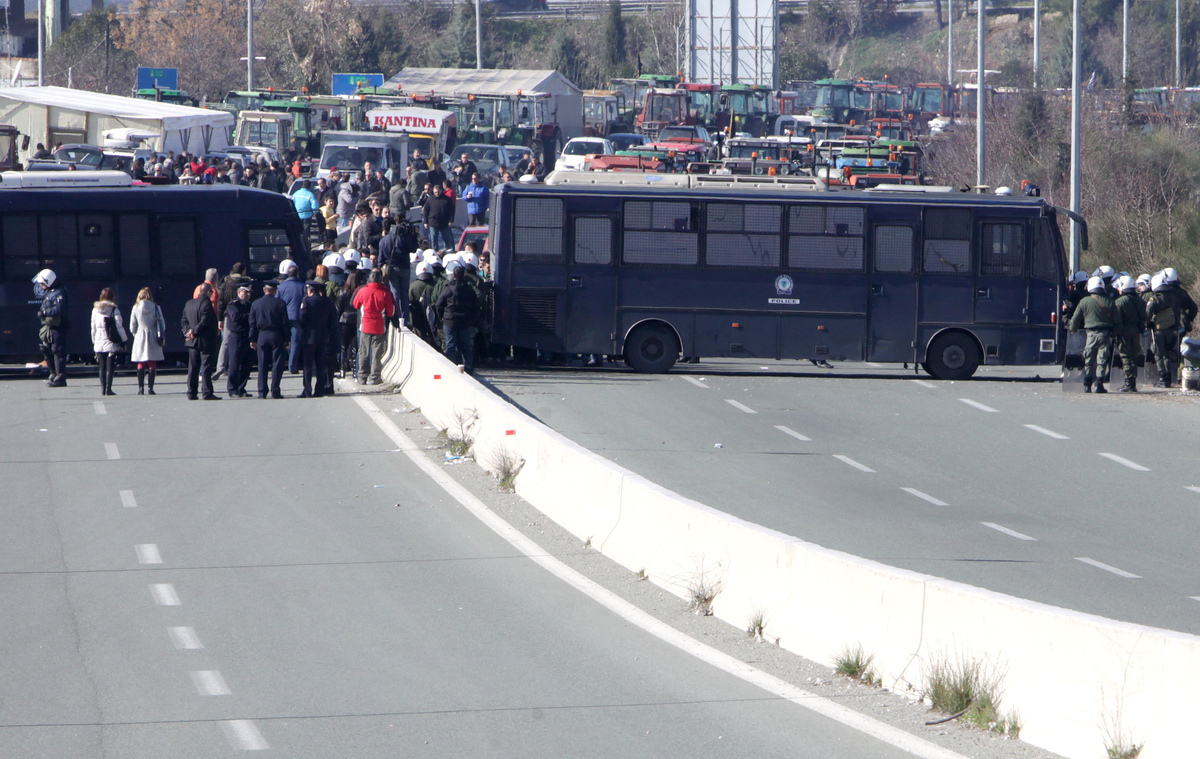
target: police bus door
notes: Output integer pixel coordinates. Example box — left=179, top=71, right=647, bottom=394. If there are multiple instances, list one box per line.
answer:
left=565, top=215, right=619, bottom=356
left=867, top=222, right=919, bottom=362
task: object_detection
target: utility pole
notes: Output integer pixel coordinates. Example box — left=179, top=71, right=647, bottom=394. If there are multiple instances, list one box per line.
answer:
left=475, top=0, right=482, bottom=69
left=246, top=0, right=254, bottom=90
left=947, top=0, right=953, bottom=86
left=1033, top=0, right=1039, bottom=88
left=1122, top=0, right=1128, bottom=83
left=1069, top=0, right=1082, bottom=271
left=976, top=0, right=985, bottom=189
left=1176, top=0, right=1182, bottom=88
left=37, top=0, right=43, bottom=86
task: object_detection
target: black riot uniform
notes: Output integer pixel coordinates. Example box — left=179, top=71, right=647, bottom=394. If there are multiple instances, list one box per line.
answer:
left=249, top=283, right=290, bottom=399
left=298, top=281, right=339, bottom=398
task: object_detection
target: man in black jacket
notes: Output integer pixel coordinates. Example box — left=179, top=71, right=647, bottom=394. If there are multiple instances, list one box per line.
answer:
left=182, top=283, right=220, bottom=400
left=249, top=281, right=290, bottom=399
left=224, top=284, right=254, bottom=397
left=298, top=280, right=339, bottom=398
left=422, top=184, right=455, bottom=251
left=435, top=263, right=480, bottom=374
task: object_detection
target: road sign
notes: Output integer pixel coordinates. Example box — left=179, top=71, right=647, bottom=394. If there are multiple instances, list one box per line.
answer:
left=332, top=73, right=384, bottom=97
left=136, top=67, right=179, bottom=90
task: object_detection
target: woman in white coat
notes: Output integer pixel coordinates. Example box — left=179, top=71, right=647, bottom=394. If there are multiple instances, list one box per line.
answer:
left=90, top=287, right=127, bottom=396
left=128, top=287, right=166, bottom=395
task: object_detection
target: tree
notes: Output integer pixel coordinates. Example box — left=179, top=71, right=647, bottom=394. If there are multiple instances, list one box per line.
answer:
left=117, top=0, right=244, bottom=100
left=602, top=0, right=629, bottom=77
left=45, top=8, right=135, bottom=94
left=255, top=0, right=357, bottom=92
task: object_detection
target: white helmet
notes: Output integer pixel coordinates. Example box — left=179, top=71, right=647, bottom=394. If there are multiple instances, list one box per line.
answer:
left=343, top=248, right=362, bottom=266
left=322, top=252, right=345, bottom=270
left=415, top=260, right=431, bottom=277
left=1071, top=270, right=1089, bottom=285
left=1163, top=267, right=1179, bottom=284
left=443, top=252, right=461, bottom=266
left=460, top=251, right=480, bottom=270
left=1136, top=273, right=1152, bottom=288
left=422, top=248, right=439, bottom=263
left=32, top=268, right=56, bottom=287
left=1086, top=276, right=1105, bottom=294
left=1114, top=275, right=1135, bottom=293
left=278, top=259, right=297, bottom=275
left=444, top=258, right=464, bottom=274
left=1093, top=265, right=1115, bottom=281
left=1151, top=273, right=1168, bottom=292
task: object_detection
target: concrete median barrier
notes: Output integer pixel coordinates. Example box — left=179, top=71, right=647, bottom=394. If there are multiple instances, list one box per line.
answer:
left=379, top=325, right=1198, bottom=759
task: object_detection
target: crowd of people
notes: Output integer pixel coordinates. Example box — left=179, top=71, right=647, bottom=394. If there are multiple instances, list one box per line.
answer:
left=1064, top=265, right=1198, bottom=393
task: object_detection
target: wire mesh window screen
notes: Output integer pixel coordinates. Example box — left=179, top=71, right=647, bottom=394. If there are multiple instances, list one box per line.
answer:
left=78, top=215, right=115, bottom=280
left=573, top=217, right=611, bottom=265
left=623, top=231, right=698, bottom=265
left=873, top=226, right=913, bottom=273
left=40, top=215, right=78, bottom=278
left=515, top=197, right=563, bottom=260
left=119, top=215, right=151, bottom=277
left=2, top=214, right=39, bottom=280
left=159, top=219, right=198, bottom=278
left=789, top=236, right=864, bottom=270
left=981, top=223, right=1024, bottom=276
left=707, top=234, right=780, bottom=268
left=923, top=239, right=971, bottom=273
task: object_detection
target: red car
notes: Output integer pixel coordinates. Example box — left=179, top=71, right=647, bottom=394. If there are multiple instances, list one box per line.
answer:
left=645, top=125, right=717, bottom=162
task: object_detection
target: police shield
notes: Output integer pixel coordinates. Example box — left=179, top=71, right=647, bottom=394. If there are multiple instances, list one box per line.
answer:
left=1141, top=331, right=1158, bottom=386
left=1062, top=330, right=1087, bottom=392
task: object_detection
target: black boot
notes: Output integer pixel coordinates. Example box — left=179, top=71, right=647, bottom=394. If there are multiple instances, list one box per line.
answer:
left=1161, top=370, right=1172, bottom=388
left=1095, top=382, right=1107, bottom=394
left=147, top=367, right=156, bottom=395
left=137, top=368, right=145, bottom=395
left=1083, top=377, right=1093, bottom=393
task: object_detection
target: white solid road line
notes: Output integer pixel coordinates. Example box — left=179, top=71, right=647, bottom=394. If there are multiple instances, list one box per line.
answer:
left=775, top=425, right=812, bottom=442
left=1024, top=424, right=1069, bottom=440
left=353, top=394, right=971, bottom=759
left=1097, top=452, right=1151, bottom=472
left=149, top=583, right=180, bottom=606
left=682, top=376, right=710, bottom=388
left=119, top=490, right=137, bottom=508
left=105, top=442, right=120, bottom=460
left=168, top=626, right=204, bottom=650
left=832, top=454, right=875, bottom=473
left=221, top=720, right=269, bottom=751
left=912, top=379, right=937, bottom=389
left=958, top=398, right=999, bottom=413
left=135, top=544, right=162, bottom=565
left=190, top=670, right=232, bottom=696
left=724, top=398, right=757, bottom=414
left=901, top=488, right=950, bottom=507
left=1185, top=486, right=1200, bottom=494
left=981, top=522, right=1037, bottom=541
left=1075, top=557, right=1141, bottom=579
left=93, top=401, right=106, bottom=415
left=1190, top=597, right=1200, bottom=602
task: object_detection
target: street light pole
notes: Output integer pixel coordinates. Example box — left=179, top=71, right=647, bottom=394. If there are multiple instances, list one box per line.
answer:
left=976, top=0, right=985, bottom=189
left=475, top=0, right=482, bottom=69
left=1033, top=0, right=1040, bottom=88
left=1122, top=0, right=1128, bottom=83
left=1176, top=0, right=1182, bottom=88
left=1069, top=0, right=1082, bottom=271
left=947, top=0, right=953, bottom=86
left=37, top=0, right=43, bottom=86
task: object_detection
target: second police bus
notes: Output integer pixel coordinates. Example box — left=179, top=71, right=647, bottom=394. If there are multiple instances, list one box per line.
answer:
left=487, top=172, right=1083, bottom=379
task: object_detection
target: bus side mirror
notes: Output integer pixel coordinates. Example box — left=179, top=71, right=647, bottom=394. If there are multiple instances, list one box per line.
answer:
left=20, top=135, right=29, bottom=150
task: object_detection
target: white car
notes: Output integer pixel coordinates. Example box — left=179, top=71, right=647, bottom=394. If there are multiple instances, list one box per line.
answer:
left=555, top=137, right=615, bottom=171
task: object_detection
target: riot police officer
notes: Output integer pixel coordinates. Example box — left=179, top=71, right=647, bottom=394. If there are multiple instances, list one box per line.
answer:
left=1113, top=275, right=1145, bottom=393
left=34, top=269, right=68, bottom=387
left=1069, top=276, right=1121, bottom=393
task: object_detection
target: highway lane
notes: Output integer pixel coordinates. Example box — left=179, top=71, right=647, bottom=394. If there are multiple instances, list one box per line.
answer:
left=482, top=360, right=1200, bottom=635
left=0, top=373, right=947, bottom=758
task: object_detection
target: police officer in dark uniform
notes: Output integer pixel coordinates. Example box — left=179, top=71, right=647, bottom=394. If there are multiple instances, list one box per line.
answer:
left=33, top=269, right=68, bottom=387
left=298, top=280, right=338, bottom=398
left=249, top=280, right=290, bottom=399
left=224, top=283, right=254, bottom=397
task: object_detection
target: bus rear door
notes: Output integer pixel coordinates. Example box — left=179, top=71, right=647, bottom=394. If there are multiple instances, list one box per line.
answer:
left=867, top=222, right=918, bottom=362
left=974, top=220, right=1028, bottom=324
left=566, top=214, right=618, bottom=355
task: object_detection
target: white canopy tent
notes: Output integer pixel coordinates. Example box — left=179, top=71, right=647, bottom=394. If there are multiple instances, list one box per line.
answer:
left=0, top=87, right=235, bottom=160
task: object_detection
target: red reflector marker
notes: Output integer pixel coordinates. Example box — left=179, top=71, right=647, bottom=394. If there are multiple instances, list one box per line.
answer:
left=506, top=430, right=516, bottom=436
left=433, top=374, right=442, bottom=380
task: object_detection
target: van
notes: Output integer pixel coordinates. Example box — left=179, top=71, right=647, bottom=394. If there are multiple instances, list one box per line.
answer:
left=317, top=131, right=410, bottom=180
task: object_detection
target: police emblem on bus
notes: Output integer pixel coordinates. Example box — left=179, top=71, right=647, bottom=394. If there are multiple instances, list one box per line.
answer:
left=775, top=275, right=794, bottom=296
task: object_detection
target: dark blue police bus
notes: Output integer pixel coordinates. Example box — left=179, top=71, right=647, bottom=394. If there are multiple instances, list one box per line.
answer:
left=489, top=173, right=1078, bottom=379
left=0, top=172, right=309, bottom=360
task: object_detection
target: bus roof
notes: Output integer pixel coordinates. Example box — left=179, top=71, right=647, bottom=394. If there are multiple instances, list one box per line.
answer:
left=0, top=170, right=133, bottom=188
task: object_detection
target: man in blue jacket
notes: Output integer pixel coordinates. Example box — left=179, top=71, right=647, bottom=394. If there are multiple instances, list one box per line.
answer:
left=276, top=261, right=306, bottom=373
left=461, top=173, right=489, bottom=227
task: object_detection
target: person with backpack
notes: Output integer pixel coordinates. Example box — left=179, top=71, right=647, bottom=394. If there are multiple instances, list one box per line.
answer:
left=435, top=260, right=481, bottom=375
left=90, top=287, right=128, bottom=396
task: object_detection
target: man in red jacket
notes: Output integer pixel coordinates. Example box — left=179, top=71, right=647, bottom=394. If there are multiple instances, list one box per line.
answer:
left=350, top=268, right=396, bottom=384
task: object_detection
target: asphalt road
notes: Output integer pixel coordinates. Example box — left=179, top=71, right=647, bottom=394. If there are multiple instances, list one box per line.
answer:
left=482, top=358, right=1200, bottom=636
left=0, top=372, right=945, bottom=758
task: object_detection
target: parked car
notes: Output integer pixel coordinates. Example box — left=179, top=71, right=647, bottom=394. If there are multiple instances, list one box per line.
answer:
left=453, top=143, right=519, bottom=182
left=607, top=133, right=649, bottom=152
left=457, top=225, right=489, bottom=253
left=50, top=143, right=153, bottom=174
left=556, top=137, right=615, bottom=171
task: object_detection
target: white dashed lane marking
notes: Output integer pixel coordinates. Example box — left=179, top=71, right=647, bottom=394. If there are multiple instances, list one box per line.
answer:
left=775, top=425, right=812, bottom=442
left=221, top=720, right=269, bottom=751
left=1075, top=557, right=1141, bottom=579
left=1098, top=453, right=1151, bottom=472
left=105, top=442, right=120, bottom=460
left=168, top=627, right=204, bottom=649
left=1185, top=486, right=1200, bottom=495
left=901, top=488, right=950, bottom=507
left=982, top=522, right=1037, bottom=541
left=912, top=379, right=937, bottom=389
left=833, top=455, right=875, bottom=473
left=190, top=670, right=232, bottom=696
left=958, top=398, right=999, bottom=413
left=682, top=376, right=710, bottom=388
left=149, top=584, right=181, bottom=606
left=1024, top=424, right=1069, bottom=440
left=119, top=490, right=137, bottom=508
left=724, top=399, right=757, bottom=414
left=93, top=401, right=106, bottom=415
left=135, top=544, right=162, bottom=565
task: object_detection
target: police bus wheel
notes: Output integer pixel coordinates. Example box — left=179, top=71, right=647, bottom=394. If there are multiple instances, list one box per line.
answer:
left=624, top=323, right=679, bottom=374
left=925, top=332, right=980, bottom=380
